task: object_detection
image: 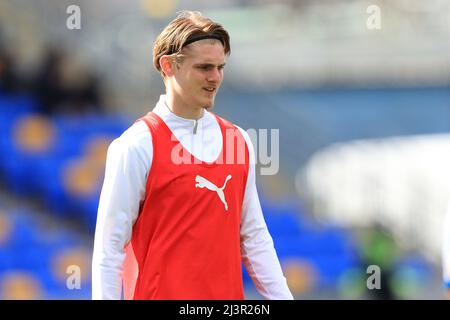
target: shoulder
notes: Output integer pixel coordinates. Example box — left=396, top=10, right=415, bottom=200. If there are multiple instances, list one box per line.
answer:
left=210, top=113, right=243, bottom=133
left=211, top=113, right=255, bottom=155
left=219, top=116, right=253, bottom=147
left=211, top=113, right=234, bottom=128
left=235, top=125, right=253, bottom=148
left=108, top=120, right=152, bottom=159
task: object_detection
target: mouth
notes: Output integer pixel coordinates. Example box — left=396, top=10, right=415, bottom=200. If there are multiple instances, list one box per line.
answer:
left=203, top=87, right=216, bottom=94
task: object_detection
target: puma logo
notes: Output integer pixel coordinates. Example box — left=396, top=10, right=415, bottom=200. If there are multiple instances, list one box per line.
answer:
left=195, top=174, right=232, bottom=211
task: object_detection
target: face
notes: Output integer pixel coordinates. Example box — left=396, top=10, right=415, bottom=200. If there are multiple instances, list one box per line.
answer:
left=170, top=39, right=226, bottom=111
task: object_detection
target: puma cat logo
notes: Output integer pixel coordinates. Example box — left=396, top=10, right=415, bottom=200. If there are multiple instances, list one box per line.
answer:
left=195, top=175, right=232, bottom=211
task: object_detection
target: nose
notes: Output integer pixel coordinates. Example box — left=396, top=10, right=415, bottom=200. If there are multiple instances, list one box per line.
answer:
left=207, top=68, right=222, bottom=83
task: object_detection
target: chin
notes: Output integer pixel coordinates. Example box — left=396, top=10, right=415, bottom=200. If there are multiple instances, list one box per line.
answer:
left=202, top=98, right=215, bottom=110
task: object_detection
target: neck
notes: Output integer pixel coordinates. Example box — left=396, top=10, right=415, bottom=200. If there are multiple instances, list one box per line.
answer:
left=165, top=92, right=204, bottom=120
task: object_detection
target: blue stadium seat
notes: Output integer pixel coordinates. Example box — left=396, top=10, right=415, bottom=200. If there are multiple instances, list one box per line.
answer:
left=53, top=113, right=130, bottom=142
left=273, top=233, right=323, bottom=257
left=0, top=270, right=44, bottom=299
left=0, top=248, right=15, bottom=272
left=264, top=213, right=304, bottom=237
left=77, top=194, right=101, bottom=232
left=1, top=114, right=59, bottom=195
left=312, top=253, right=360, bottom=287
left=2, top=210, right=40, bottom=249
left=271, top=225, right=360, bottom=288
left=0, top=93, right=39, bottom=114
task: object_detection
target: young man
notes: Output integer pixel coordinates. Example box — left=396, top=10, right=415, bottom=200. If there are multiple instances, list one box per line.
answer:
left=92, top=11, right=293, bottom=300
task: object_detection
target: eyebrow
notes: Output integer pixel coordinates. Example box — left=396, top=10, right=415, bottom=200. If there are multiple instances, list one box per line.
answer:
left=193, top=63, right=226, bottom=68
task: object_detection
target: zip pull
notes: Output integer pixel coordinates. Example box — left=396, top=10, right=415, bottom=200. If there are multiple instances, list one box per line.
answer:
left=193, top=120, right=198, bottom=134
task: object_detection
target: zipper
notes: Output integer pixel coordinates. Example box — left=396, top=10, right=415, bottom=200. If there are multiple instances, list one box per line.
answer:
left=193, top=119, right=198, bottom=134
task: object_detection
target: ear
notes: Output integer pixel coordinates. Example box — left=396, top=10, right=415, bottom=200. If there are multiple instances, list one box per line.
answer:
left=159, top=55, right=176, bottom=77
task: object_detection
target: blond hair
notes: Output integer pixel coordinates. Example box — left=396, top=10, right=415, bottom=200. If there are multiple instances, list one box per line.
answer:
left=153, top=11, right=231, bottom=76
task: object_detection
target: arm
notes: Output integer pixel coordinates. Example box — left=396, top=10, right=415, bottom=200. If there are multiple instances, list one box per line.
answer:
left=92, top=122, right=151, bottom=300
left=238, top=127, right=294, bottom=300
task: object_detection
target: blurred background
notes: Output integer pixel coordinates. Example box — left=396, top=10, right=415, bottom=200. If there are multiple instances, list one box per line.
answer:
left=0, top=0, right=449, bottom=299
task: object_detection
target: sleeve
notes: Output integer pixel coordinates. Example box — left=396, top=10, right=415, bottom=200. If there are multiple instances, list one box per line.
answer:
left=237, top=127, right=294, bottom=300
left=91, top=123, right=152, bottom=300
left=443, top=203, right=450, bottom=288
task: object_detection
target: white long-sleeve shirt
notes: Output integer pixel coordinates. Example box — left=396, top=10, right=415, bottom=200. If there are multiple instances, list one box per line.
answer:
left=92, top=95, right=293, bottom=300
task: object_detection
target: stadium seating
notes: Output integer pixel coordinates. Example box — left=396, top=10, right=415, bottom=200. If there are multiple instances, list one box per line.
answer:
left=0, top=206, right=92, bottom=299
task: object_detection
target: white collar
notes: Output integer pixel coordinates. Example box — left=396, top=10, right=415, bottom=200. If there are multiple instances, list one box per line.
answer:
left=153, top=95, right=217, bottom=134
left=153, top=95, right=208, bottom=124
